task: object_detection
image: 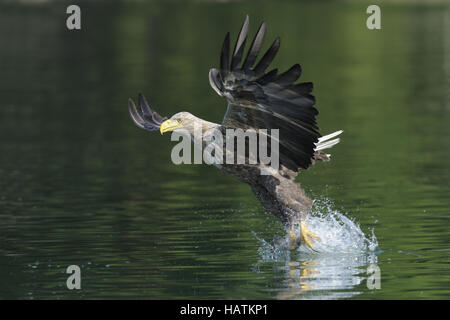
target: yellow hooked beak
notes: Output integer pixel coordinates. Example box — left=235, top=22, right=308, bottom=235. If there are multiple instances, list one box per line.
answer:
left=160, top=119, right=182, bottom=134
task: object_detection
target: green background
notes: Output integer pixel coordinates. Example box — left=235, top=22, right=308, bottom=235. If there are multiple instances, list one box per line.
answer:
left=0, top=0, right=449, bottom=299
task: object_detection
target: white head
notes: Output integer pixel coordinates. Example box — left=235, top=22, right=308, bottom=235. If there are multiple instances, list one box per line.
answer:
left=159, top=111, right=218, bottom=138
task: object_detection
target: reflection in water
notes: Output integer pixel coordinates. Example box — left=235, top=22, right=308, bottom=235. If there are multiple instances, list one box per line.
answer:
left=277, top=252, right=378, bottom=300
left=255, top=200, right=379, bottom=299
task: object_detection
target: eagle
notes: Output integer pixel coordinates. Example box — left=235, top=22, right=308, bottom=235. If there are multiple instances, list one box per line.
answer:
left=128, top=16, right=342, bottom=250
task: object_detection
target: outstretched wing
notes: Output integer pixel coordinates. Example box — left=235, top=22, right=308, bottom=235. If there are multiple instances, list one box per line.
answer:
left=209, top=15, right=320, bottom=171
left=128, top=93, right=167, bottom=131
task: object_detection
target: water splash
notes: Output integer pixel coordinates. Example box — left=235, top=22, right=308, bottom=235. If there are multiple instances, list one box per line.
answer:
left=253, top=199, right=380, bottom=299
left=256, top=198, right=379, bottom=258
left=299, top=199, right=378, bottom=254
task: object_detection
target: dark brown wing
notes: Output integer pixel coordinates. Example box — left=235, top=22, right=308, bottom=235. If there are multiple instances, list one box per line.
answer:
left=209, top=16, right=320, bottom=171
left=128, top=93, right=167, bottom=131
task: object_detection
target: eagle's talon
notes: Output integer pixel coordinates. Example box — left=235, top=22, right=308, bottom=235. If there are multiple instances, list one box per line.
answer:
left=300, top=221, right=320, bottom=249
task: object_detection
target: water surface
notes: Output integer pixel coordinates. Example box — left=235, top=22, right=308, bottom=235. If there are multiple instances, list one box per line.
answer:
left=0, top=0, right=449, bottom=299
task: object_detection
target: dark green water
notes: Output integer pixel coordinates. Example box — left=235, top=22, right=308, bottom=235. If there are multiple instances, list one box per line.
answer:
left=0, top=1, right=449, bottom=299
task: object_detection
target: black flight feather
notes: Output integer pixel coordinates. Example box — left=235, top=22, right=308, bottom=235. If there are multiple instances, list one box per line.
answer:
left=220, top=32, right=230, bottom=73
left=253, top=37, right=280, bottom=76
left=242, top=21, right=267, bottom=71
left=256, top=69, right=278, bottom=85
left=128, top=94, right=167, bottom=132
left=274, top=64, right=302, bottom=86
left=230, top=15, right=249, bottom=71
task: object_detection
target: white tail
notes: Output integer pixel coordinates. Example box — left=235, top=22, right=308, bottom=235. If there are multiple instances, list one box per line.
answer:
left=314, top=130, right=343, bottom=152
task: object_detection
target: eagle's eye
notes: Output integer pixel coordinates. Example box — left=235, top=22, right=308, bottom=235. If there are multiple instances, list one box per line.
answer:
left=176, top=119, right=182, bottom=124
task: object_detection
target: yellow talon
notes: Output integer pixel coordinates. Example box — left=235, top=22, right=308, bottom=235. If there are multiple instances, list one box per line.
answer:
left=300, top=221, right=320, bottom=249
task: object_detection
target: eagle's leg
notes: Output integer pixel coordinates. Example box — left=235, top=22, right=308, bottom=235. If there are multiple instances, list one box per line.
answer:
left=289, top=223, right=301, bottom=250
left=299, top=220, right=320, bottom=249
